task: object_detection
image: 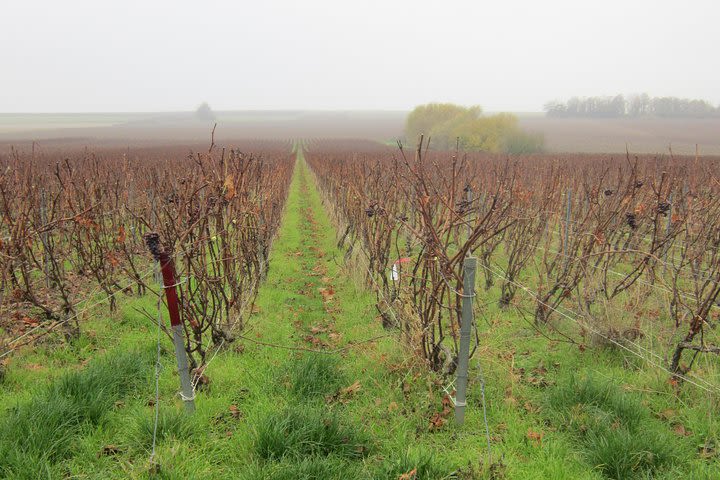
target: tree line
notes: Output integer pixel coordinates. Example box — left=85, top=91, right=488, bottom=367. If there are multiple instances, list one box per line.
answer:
left=544, top=94, right=720, bottom=118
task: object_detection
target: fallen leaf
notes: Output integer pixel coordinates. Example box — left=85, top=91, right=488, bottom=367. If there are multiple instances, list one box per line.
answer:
left=229, top=405, right=241, bottom=419
left=342, top=380, right=362, bottom=396
left=318, top=287, right=335, bottom=302
left=398, top=468, right=417, bottom=480
left=98, top=444, right=122, bottom=457
left=673, top=423, right=692, bottom=437
left=527, top=429, right=544, bottom=445
left=428, top=412, right=446, bottom=431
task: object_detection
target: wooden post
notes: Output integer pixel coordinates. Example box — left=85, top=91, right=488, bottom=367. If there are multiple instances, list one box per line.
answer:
left=144, top=233, right=195, bottom=413
left=455, top=256, right=477, bottom=424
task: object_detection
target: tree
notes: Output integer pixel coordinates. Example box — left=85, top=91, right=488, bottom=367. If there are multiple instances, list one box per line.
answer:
left=628, top=93, right=650, bottom=116
left=195, top=102, right=216, bottom=121
left=544, top=100, right=567, bottom=117
left=406, top=103, right=481, bottom=143
left=405, top=103, right=544, bottom=153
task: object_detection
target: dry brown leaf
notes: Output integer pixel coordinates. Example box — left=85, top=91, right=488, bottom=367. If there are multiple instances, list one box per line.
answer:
left=672, top=423, right=692, bottom=437
left=98, top=444, right=122, bottom=457
left=428, top=412, right=446, bottom=431
left=527, top=428, right=544, bottom=445
left=342, top=380, right=362, bottom=396
left=224, top=174, right=236, bottom=200
left=398, top=468, right=417, bottom=480
left=229, top=405, right=241, bottom=419
left=117, top=225, right=126, bottom=244
left=318, top=286, right=335, bottom=302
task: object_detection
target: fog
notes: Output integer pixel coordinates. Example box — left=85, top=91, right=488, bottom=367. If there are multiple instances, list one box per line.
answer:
left=2, top=0, right=718, bottom=113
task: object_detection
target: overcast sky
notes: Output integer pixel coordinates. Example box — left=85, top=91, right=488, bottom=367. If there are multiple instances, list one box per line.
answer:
left=2, top=0, right=718, bottom=112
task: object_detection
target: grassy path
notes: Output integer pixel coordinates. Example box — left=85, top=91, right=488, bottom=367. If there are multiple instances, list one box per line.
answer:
left=218, top=148, right=452, bottom=478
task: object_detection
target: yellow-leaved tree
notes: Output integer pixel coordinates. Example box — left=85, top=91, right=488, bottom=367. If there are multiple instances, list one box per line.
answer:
left=405, top=103, right=544, bottom=154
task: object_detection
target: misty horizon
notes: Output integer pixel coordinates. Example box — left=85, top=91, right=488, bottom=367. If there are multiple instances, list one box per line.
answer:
left=3, top=0, right=718, bottom=113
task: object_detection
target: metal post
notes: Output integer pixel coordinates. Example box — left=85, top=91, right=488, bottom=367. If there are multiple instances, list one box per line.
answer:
left=666, top=193, right=673, bottom=235
left=128, top=180, right=136, bottom=239
left=40, top=190, right=50, bottom=288
left=564, top=189, right=572, bottom=259
left=455, top=256, right=477, bottom=424
left=258, top=191, right=266, bottom=280
left=664, top=193, right=673, bottom=272
left=466, top=184, right=473, bottom=251
left=406, top=190, right=414, bottom=256
left=144, top=233, right=196, bottom=413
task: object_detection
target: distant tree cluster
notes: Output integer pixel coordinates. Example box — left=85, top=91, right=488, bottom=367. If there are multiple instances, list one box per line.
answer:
left=406, top=103, right=544, bottom=154
left=195, top=102, right=216, bottom=121
left=544, top=94, right=720, bottom=118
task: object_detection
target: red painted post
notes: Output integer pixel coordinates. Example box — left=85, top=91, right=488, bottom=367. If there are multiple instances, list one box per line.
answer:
left=144, top=233, right=196, bottom=413
left=157, top=252, right=182, bottom=328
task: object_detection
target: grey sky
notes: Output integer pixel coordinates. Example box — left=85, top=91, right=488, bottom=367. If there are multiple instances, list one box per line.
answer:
left=2, top=0, right=718, bottom=112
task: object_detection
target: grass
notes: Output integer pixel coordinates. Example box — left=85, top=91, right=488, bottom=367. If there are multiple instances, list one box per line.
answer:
left=548, top=375, right=678, bottom=478
left=127, top=406, right=198, bottom=451
left=253, top=403, right=371, bottom=460
left=0, top=146, right=717, bottom=479
left=285, top=353, right=346, bottom=399
left=0, top=350, right=151, bottom=478
left=374, top=449, right=453, bottom=479
left=238, top=455, right=364, bottom=480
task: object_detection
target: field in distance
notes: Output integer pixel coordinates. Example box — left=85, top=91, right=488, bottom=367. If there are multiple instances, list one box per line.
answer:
left=1, top=111, right=719, bottom=155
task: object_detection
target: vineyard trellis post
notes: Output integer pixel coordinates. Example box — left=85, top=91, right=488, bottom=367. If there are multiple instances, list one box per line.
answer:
left=40, top=189, right=50, bottom=288
left=128, top=179, right=135, bottom=239
left=564, top=188, right=572, bottom=260
left=455, top=255, right=477, bottom=424
left=258, top=191, right=266, bottom=280
left=144, top=233, right=196, bottom=413
left=466, top=184, right=473, bottom=247
left=664, top=192, right=673, bottom=272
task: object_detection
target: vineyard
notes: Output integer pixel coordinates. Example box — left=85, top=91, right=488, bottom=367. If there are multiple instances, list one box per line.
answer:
left=0, top=139, right=719, bottom=479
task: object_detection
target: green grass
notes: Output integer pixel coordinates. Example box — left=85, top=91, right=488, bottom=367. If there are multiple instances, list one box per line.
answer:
left=0, top=144, right=717, bottom=479
left=548, top=375, right=678, bottom=478
left=253, top=403, right=372, bottom=460
left=238, top=455, right=364, bottom=480
left=285, top=353, right=346, bottom=399
left=127, top=406, right=198, bottom=452
left=374, top=449, right=453, bottom=479
left=0, top=350, right=152, bottom=478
